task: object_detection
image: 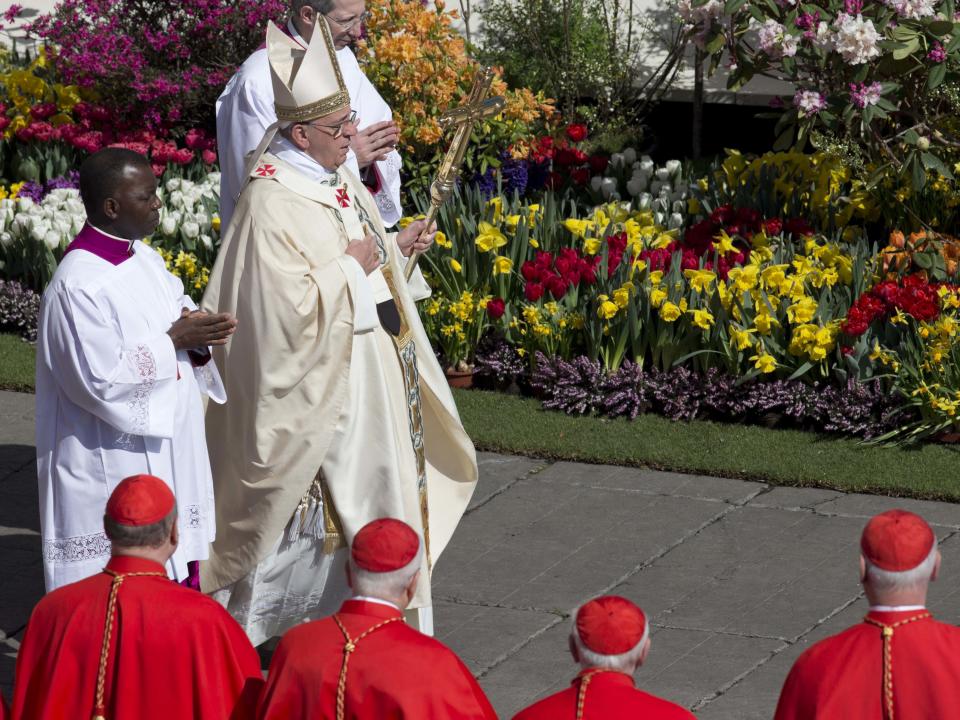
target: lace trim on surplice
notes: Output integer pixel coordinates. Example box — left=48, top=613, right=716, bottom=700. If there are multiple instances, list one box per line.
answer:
left=43, top=531, right=111, bottom=564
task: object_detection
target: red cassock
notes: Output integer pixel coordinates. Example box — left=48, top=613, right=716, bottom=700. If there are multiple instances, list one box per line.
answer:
left=258, top=599, right=497, bottom=719
left=10, top=556, right=263, bottom=720
left=512, top=669, right=695, bottom=720
left=775, top=609, right=960, bottom=720
left=1, top=692, right=9, bottom=720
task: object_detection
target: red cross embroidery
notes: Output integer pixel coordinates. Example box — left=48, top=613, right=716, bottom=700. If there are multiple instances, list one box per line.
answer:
left=336, top=187, right=350, bottom=208
left=255, top=163, right=276, bottom=177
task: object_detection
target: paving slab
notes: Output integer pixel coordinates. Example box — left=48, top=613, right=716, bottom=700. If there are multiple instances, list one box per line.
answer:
left=815, top=493, right=960, bottom=528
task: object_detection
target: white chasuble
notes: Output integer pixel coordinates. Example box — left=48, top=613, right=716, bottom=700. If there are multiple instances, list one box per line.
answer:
left=215, top=23, right=403, bottom=232
left=201, top=152, right=476, bottom=641
left=35, top=242, right=225, bottom=591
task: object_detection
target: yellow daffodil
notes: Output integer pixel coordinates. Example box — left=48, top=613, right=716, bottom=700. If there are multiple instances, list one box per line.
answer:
left=683, top=269, right=717, bottom=294
left=487, top=196, right=503, bottom=224
left=787, top=297, right=817, bottom=325
left=727, top=265, right=759, bottom=293
left=713, top=230, right=738, bottom=256
left=435, top=231, right=452, bottom=248
left=730, top=326, right=755, bottom=351
left=563, top=218, right=595, bottom=239
left=754, top=312, right=778, bottom=335
left=475, top=222, right=507, bottom=252
left=583, top=238, right=602, bottom=255
left=598, top=300, right=619, bottom=320
left=449, top=258, right=462, bottom=273
left=690, top=308, right=715, bottom=330
left=660, top=301, right=682, bottom=322
left=649, top=270, right=664, bottom=285
left=650, top=287, right=668, bottom=308
left=750, top=352, right=777, bottom=373
left=613, top=287, right=631, bottom=309
left=492, top=255, right=513, bottom=275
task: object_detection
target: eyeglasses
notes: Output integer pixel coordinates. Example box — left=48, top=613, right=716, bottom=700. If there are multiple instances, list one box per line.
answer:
left=325, top=11, right=370, bottom=31
left=306, top=110, right=358, bottom=139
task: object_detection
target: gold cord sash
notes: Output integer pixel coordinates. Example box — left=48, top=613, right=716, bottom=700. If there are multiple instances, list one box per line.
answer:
left=332, top=613, right=403, bottom=720
left=574, top=668, right=610, bottom=720
left=91, top=568, right=167, bottom=720
left=862, top=612, right=931, bottom=720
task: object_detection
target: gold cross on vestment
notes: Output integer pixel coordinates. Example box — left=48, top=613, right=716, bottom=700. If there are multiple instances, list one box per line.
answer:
left=404, top=67, right=505, bottom=280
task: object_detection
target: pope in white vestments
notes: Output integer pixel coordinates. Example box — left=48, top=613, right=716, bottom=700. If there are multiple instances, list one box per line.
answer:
left=216, top=1, right=402, bottom=232
left=35, top=149, right=236, bottom=591
left=201, top=19, right=477, bottom=645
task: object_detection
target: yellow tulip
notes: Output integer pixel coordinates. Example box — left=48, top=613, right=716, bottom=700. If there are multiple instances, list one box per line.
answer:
left=449, top=258, right=462, bottom=273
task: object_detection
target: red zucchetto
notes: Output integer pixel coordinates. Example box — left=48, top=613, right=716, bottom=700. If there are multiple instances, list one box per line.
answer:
left=575, top=595, right=647, bottom=655
left=351, top=518, right=420, bottom=573
left=861, top=509, right=936, bottom=571
left=105, top=474, right=176, bottom=527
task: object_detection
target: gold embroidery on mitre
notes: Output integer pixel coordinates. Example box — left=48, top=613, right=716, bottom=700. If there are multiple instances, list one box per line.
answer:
left=273, top=18, right=350, bottom=123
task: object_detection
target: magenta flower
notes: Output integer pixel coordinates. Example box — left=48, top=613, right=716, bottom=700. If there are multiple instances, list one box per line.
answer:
left=849, top=81, right=883, bottom=108
left=928, top=41, right=947, bottom=63
left=793, top=89, right=828, bottom=117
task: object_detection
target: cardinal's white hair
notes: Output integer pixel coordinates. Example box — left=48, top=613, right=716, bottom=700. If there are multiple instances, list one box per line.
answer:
left=864, top=543, right=939, bottom=591
left=569, top=608, right=650, bottom=675
left=349, top=537, right=424, bottom=600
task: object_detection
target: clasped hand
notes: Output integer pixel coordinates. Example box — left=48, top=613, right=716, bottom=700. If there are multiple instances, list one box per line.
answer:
left=167, top=308, right=238, bottom=350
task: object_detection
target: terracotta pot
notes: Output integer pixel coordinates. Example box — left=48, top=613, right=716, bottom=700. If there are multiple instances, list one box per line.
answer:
left=445, top=368, right=474, bottom=389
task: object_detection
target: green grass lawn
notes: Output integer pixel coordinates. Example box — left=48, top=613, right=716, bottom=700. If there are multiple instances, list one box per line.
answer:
left=0, top=333, right=35, bottom=392
left=2, top=333, right=957, bottom=501
left=453, top=388, right=960, bottom=502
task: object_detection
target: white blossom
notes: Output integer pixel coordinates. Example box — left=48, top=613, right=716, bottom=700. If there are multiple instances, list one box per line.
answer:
left=832, top=14, right=881, bottom=65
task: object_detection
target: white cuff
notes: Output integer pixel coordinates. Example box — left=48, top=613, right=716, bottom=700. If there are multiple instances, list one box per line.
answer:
left=336, top=255, right=379, bottom=333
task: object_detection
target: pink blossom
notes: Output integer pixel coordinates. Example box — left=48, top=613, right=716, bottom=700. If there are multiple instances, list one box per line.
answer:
left=793, top=89, right=828, bottom=117
left=928, top=41, right=947, bottom=63
left=849, top=81, right=883, bottom=108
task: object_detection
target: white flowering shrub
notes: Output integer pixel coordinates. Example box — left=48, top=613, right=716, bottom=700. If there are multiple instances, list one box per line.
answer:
left=680, top=0, right=960, bottom=190
left=0, top=172, right=222, bottom=292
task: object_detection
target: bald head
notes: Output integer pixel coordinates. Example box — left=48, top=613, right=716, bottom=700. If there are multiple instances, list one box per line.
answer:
left=78, top=148, right=161, bottom=240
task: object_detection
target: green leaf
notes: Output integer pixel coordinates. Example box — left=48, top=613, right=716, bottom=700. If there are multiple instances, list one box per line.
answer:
left=892, top=38, right=921, bottom=59
left=927, top=61, right=947, bottom=89
left=725, top=0, right=748, bottom=14
left=705, top=33, right=725, bottom=54
left=773, top=126, right=795, bottom=151
left=891, top=25, right=919, bottom=41
left=926, top=19, right=954, bottom=36
left=910, top=155, right=927, bottom=189
left=787, top=361, right=814, bottom=381
left=904, top=128, right=920, bottom=144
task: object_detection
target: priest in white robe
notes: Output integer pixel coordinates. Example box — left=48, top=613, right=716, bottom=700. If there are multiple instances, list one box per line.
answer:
left=201, top=19, right=477, bottom=645
left=216, top=0, right=402, bottom=233
left=35, top=148, right=238, bottom=591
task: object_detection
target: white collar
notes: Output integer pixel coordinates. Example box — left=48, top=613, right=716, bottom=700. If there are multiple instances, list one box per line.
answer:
left=269, top=135, right=339, bottom=183
left=869, top=604, right=927, bottom=612
left=87, top=222, right=136, bottom=251
left=351, top=595, right=401, bottom=611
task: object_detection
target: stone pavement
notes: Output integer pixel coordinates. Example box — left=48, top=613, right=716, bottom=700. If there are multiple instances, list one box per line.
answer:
left=2, top=388, right=960, bottom=717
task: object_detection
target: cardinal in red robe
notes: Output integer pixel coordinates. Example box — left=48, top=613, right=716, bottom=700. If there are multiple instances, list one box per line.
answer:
left=10, top=475, right=263, bottom=720
left=257, top=518, right=496, bottom=719
left=775, top=509, right=960, bottom=720
left=512, top=595, right=693, bottom=720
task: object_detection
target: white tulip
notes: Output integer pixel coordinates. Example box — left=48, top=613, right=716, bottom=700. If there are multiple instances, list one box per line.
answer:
left=169, top=190, right=185, bottom=209
left=182, top=221, right=200, bottom=240
left=668, top=213, right=685, bottom=229
left=666, top=160, right=682, bottom=177
left=672, top=200, right=686, bottom=213
left=622, top=148, right=637, bottom=165
left=655, top=167, right=671, bottom=182
left=639, top=158, right=654, bottom=174
left=0, top=231, right=11, bottom=248
left=44, top=230, right=62, bottom=250
left=654, top=211, right=666, bottom=225
left=636, top=193, right=652, bottom=210
left=71, top=216, right=85, bottom=234
left=13, top=214, right=33, bottom=233
left=658, top=183, right=673, bottom=197
left=600, top=177, right=618, bottom=199
left=200, top=234, right=213, bottom=251
left=609, top=153, right=625, bottom=168
left=161, top=216, right=178, bottom=236
left=626, top=177, right=646, bottom=197
left=166, top=178, right=182, bottom=193
left=54, top=218, right=72, bottom=235
left=650, top=180, right=662, bottom=196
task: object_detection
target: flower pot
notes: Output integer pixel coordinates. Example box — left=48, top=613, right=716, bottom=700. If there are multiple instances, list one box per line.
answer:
left=445, top=368, right=474, bottom=389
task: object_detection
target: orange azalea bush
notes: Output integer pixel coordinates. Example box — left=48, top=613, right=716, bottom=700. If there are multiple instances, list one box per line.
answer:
left=882, top=230, right=960, bottom=281
left=357, top=0, right=555, bottom=191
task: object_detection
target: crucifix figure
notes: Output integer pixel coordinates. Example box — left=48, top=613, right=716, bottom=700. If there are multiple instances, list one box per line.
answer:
left=405, top=67, right=506, bottom=280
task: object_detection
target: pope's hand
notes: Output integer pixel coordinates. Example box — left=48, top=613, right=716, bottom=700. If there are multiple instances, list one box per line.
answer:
left=351, top=120, right=400, bottom=169
left=346, top=236, right=380, bottom=275
left=167, top=308, right=237, bottom=350
left=397, top=219, right=436, bottom=258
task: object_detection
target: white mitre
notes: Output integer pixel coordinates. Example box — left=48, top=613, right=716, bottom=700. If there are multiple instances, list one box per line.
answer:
left=239, top=18, right=351, bottom=191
